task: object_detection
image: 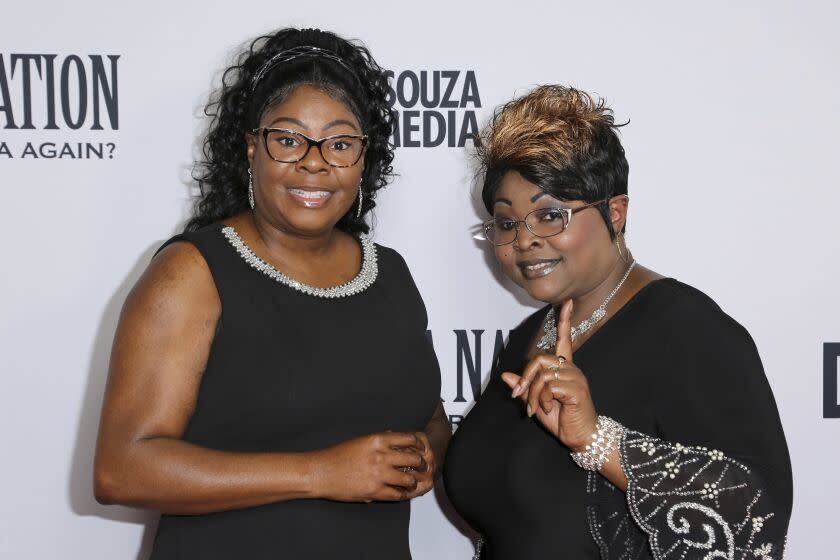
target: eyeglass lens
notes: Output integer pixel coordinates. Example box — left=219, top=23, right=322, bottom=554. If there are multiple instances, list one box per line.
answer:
left=485, top=207, right=570, bottom=245
left=265, top=130, right=364, bottom=167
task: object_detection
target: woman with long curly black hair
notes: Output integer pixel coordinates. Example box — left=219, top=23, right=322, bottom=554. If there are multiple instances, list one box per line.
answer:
left=93, top=28, right=448, bottom=560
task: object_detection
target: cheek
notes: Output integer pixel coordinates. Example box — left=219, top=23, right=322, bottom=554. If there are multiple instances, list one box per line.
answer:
left=550, top=221, right=612, bottom=276
left=254, top=154, right=288, bottom=180
left=339, top=168, right=363, bottom=188
left=548, top=217, right=601, bottom=256
left=494, top=245, right=513, bottom=263
left=494, top=246, right=520, bottom=276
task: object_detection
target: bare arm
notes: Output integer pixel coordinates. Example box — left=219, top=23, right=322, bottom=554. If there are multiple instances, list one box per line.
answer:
left=94, top=242, right=422, bottom=514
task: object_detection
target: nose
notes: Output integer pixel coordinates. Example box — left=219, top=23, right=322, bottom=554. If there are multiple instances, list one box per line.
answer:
left=513, top=222, right=542, bottom=252
left=296, top=142, right=329, bottom=174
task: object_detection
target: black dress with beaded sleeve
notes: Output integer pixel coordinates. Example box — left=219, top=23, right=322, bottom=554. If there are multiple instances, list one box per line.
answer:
left=147, top=223, right=441, bottom=560
left=443, top=278, right=792, bottom=560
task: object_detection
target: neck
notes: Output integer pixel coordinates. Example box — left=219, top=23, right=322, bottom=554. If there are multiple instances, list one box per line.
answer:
left=565, top=254, right=633, bottom=326
left=251, top=211, right=340, bottom=259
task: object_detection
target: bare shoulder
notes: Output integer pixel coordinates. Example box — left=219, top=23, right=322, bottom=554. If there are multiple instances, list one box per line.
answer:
left=125, top=240, right=220, bottom=320
left=105, top=239, right=221, bottom=432
left=98, top=240, right=222, bottom=449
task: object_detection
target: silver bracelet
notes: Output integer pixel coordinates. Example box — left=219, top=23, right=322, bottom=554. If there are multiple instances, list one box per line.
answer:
left=570, top=416, right=625, bottom=471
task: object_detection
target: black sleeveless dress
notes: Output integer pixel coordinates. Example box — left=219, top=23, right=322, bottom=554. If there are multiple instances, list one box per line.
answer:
left=149, top=223, right=441, bottom=560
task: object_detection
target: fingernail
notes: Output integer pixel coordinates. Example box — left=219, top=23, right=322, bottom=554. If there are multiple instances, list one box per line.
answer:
left=511, top=385, right=520, bottom=398
left=526, top=404, right=532, bottom=416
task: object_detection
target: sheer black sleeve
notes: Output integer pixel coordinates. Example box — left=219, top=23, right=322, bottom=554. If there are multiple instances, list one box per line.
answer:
left=587, top=296, right=792, bottom=560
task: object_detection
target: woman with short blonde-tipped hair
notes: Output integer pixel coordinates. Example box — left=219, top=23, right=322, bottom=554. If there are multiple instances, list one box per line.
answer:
left=444, top=85, right=792, bottom=559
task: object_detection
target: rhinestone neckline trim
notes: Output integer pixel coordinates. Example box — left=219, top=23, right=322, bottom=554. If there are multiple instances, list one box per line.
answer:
left=221, top=226, right=378, bottom=298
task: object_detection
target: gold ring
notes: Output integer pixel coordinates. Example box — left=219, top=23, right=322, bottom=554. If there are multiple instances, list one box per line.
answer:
left=556, top=356, right=567, bottom=366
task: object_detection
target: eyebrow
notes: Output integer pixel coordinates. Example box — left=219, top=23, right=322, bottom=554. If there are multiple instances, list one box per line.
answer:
left=494, top=192, right=554, bottom=206
left=323, top=119, right=360, bottom=132
left=268, top=116, right=306, bottom=128
left=266, top=117, right=361, bottom=133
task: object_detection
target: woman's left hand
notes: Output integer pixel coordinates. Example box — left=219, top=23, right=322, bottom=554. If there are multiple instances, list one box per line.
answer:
left=501, top=300, right=598, bottom=452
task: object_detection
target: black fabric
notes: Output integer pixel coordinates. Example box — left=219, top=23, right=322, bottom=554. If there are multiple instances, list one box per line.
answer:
left=148, top=223, right=441, bottom=560
left=443, top=278, right=792, bottom=560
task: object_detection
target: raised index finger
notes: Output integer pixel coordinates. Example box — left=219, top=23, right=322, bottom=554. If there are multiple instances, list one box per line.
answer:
left=555, top=299, right=574, bottom=362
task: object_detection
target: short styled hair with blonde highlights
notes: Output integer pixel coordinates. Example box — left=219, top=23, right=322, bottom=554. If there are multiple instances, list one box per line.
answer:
left=477, top=85, right=629, bottom=237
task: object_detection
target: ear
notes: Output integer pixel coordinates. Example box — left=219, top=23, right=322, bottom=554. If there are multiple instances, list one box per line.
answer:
left=609, top=195, right=629, bottom=234
left=245, top=132, right=257, bottom=168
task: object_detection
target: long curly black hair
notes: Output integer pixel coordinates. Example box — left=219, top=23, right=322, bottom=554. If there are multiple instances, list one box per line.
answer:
left=186, top=28, right=396, bottom=233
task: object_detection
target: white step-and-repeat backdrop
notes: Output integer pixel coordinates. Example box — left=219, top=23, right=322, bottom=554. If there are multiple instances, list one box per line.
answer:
left=2, top=1, right=838, bottom=557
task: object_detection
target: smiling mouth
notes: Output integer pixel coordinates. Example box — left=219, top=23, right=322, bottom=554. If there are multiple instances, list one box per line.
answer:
left=518, top=259, right=561, bottom=279
left=287, top=188, right=333, bottom=208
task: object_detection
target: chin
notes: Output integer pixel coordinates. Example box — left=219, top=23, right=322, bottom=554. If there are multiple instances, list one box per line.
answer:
left=514, top=276, right=566, bottom=304
left=282, top=214, right=343, bottom=235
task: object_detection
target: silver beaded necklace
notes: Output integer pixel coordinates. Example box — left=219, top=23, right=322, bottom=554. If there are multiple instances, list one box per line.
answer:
left=537, top=260, right=636, bottom=351
left=222, top=226, right=378, bottom=298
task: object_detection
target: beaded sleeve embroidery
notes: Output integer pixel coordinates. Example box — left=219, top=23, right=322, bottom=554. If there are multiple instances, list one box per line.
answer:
left=587, top=429, right=787, bottom=560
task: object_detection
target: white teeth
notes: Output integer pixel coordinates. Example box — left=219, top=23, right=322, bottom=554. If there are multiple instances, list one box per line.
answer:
left=289, top=189, right=331, bottom=199
left=521, top=261, right=559, bottom=278
left=525, top=262, right=553, bottom=271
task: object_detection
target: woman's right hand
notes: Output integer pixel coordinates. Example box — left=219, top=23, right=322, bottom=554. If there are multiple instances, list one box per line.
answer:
left=311, top=432, right=427, bottom=502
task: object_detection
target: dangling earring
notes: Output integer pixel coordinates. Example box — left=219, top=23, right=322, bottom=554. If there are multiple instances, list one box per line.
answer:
left=355, top=179, right=364, bottom=219
left=616, top=233, right=628, bottom=262
left=247, top=168, right=255, bottom=210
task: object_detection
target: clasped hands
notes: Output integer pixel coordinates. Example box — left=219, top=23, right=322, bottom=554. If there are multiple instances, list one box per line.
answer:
left=313, top=430, right=435, bottom=503
left=501, top=300, right=599, bottom=453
